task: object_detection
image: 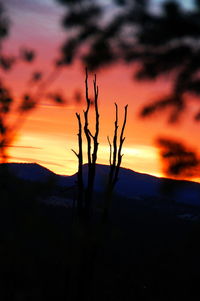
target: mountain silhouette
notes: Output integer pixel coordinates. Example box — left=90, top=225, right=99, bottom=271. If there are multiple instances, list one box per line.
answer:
left=2, top=162, right=200, bottom=208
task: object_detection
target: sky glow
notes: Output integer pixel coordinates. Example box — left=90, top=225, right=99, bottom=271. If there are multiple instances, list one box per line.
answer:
left=2, top=0, right=200, bottom=181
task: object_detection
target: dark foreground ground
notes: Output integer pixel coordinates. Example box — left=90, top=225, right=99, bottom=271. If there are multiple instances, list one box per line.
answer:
left=1, top=174, right=200, bottom=301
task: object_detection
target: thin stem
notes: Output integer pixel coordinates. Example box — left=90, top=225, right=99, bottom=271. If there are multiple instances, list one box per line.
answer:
left=107, top=136, right=112, bottom=166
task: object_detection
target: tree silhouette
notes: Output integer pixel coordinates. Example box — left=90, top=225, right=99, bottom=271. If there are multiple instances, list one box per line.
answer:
left=72, top=69, right=128, bottom=221
left=69, top=70, right=128, bottom=300
left=72, top=68, right=99, bottom=220
left=103, top=103, right=128, bottom=221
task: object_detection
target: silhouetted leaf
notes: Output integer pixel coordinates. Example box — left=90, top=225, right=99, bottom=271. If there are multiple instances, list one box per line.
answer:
left=114, top=0, right=127, bottom=6
left=20, top=48, right=35, bottom=62
left=31, top=71, right=43, bottom=82
left=20, top=94, right=36, bottom=111
left=194, top=111, right=200, bottom=121
left=141, top=97, right=174, bottom=117
left=56, top=0, right=83, bottom=6
left=163, top=1, right=180, bottom=17
left=60, top=38, right=78, bottom=64
left=0, top=3, right=9, bottom=41
left=186, top=79, right=200, bottom=95
left=73, top=90, right=82, bottom=103
left=83, top=39, right=117, bottom=70
left=0, top=81, right=13, bottom=114
left=0, top=118, right=6, bottom=134
left=47, top=93, right=66, bottom=104
left=62, top=5, right=101, bottom=28
left=156, top=137, right=200, bottom=178
left=0, top=55, right=16, bottom=71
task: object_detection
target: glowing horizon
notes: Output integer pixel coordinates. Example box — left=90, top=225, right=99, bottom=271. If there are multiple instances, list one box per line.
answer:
left=3, top=0, right=200, bottom=183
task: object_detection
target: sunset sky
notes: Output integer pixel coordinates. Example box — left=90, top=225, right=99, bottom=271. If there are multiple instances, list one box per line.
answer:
left=2, top=0, right=200, bottom=180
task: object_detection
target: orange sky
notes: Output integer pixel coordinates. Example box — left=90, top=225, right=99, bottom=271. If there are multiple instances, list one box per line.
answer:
left=3, top=0, right=200, bottom=180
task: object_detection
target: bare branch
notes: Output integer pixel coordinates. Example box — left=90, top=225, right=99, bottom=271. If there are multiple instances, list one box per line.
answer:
left=107, top=102, right=118, bottom=186
left=107, top=136, right=112, bottom=165
left=84, top=68, right=92, bottom=166
left=85, top=67, right=91, bottom=108
left=103, top=104, right=128, bottom=222
left=83, top=70, right=100, bottom=219
left=119, top=105, right=128, bottom=145
left=114, top=104, right=128, bottom=185
left=88, top=129, right=94, bottom=139
left=112, top=102, right=118, bottom=169
left=75, top=112, right=84, bottom=215
left=71, top=149, right=78, bottom=157
left=92, top=73, right=100, bottom=165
